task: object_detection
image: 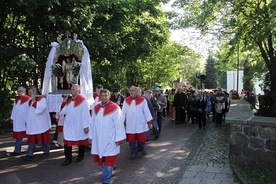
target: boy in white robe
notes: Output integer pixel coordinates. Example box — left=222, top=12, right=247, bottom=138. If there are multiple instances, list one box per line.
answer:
left=89, top=89, right=126, bottom=184
left=8, top=86, right=30, bottom=156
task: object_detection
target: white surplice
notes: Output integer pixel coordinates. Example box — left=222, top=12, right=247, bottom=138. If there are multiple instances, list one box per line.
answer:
left=59, top=95, right=90, bottom=141
left=89, top=101, right=126, bottom=158
left=121, top=96, right=153, bottom=134
left=11, top=95, right=30, bottom=132
left=26, top=98, right=51, bottom=135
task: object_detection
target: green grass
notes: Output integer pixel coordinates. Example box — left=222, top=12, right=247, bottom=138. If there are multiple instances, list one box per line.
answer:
left=235, top=161, right=276, bottom=184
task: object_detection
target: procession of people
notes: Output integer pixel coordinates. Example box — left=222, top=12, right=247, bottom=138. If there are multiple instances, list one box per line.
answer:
left=9, top=81, right=233, bottom=184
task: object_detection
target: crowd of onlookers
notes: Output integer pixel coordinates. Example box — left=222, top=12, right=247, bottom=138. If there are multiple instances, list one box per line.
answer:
left=110, top=86, right=232, bottom=130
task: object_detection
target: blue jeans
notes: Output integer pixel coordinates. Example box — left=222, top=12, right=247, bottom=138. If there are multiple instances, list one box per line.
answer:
left=152, top=119, right=160, bottom=137
left=26, top=143, right=50, bottom=156
left=146, top=130, right=150, bottom=140
left=129, top=142, right=138, bottom=155
left=14, top=139, right=23, bottom=153
left=129, top=141, right=145, bottom=155
left=102, top=165, right=114, bottom=183
left=146, top=120, right=159, bottom=140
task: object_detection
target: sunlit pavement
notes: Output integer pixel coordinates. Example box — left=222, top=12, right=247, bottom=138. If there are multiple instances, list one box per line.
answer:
left=0, top=117, right=240, bottom=184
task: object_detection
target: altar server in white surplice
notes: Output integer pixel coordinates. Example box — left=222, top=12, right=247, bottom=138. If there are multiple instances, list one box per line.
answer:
left=21, top=86, right=51, bottom=161
left=59, top=84, right=90, bottom=166
left=89, top=89, right=126, bottom=184
left=8, top=86, right=30, bottom=157
left=121, top=86, right=153, bottom=160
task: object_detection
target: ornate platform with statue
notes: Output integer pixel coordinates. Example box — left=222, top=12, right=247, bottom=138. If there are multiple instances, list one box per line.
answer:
left=42, top=31, right=94, bottom=112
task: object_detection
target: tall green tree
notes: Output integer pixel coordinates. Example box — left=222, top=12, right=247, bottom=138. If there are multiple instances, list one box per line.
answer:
left=172, top=0, right=276, bottom=115
left=172, top=0, right=275, bottom=89
left=204, top=55, right=217, bottom=89
left=0, top=0, right=171, bottom=124
left=138, top=41, right=202, bottom=89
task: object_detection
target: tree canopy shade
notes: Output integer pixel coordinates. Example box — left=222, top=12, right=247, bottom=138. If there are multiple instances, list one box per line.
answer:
left=1, top=0, right=189, bottom=125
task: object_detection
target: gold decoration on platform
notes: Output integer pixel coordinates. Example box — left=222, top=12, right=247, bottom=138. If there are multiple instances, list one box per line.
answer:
left=55, top=31, right=84, bottom=61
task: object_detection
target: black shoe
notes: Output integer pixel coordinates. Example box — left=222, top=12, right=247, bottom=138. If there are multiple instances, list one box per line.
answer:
left=75, top=157, right=83, bottom=163
left=40, top=153, right=50, bottom=159
left=141, top=149, right=146, bottom=156
left=62, top=159, right=72, bottom=166
left=7, top=152, right=20, bottom=157
left=130, top=154, right=136, bottom=160
left=21, top=155, right=33, bottom=161
left=155, top=135, right=159, bottom=139
left=85, top=145, right=91, bottom=150
left=215, top=124, right=218, bottom=127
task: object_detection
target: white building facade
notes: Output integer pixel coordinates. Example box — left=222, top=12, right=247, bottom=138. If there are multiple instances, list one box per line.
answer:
left=227, top=70, right=263, bottom=94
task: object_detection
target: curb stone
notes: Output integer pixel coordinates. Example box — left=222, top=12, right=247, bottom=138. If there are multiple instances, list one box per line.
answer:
left=231, top=164, right=247, bottom=184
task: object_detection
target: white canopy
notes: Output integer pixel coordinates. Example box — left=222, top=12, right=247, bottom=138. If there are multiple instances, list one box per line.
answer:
left=42, top=40, right=94, bottom=111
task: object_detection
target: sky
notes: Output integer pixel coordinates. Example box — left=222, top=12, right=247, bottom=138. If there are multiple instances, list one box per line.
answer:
left=162, top=1, right=220, bottom=60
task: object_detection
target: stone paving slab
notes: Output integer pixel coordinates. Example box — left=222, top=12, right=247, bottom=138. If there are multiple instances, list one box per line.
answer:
left=177, top=119, right=241, bottom=184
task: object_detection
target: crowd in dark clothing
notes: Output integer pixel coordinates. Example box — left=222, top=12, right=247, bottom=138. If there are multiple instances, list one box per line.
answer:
left=159, top=87, right=231, bottom=130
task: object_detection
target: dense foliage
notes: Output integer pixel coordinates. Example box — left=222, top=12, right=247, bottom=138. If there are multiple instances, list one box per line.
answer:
left=0, top=0, right=203, bottom=126
left=172, top=0, right=276, bottom=116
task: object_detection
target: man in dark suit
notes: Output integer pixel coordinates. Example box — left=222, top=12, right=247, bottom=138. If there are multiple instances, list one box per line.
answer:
left=196, top=91, right=207, bottom=130
left=173, top=88, right=188, bottom=125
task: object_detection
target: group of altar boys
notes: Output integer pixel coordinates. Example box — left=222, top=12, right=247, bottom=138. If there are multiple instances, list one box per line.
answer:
left=9, top=84, right=156, bottom=184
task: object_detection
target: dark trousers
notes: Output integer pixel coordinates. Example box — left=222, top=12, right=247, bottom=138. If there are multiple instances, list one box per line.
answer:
left=162, top=108, right=166, bottom=118
left=64, top=144, right=85, bottom=161
left=212, top=105, right=216, bottom=122
left=52, top=123, right=58, bottom=141
left=157, top=112, right=163, bottom=133
left=166, top=101, right=170, bottom=116
left=190, top=111, right=197, bottom=124
left=197, top=110, right=206, bottom=128
left=175, top=107, right=186, bottom=123
left=216, top=112, right=223, bottom=126
left=186, top=107, right=190, bottom=120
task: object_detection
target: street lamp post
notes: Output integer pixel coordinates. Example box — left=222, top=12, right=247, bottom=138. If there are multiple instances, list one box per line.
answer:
left=237, top=43, right=239, bottom=94
left=229, top=40, right=240, bottom=94
left=196, top=73, right=206, bottom=89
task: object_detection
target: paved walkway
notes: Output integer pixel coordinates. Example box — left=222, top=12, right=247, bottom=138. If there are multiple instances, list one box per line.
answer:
left=0, top=116, right=241, bottom=184
left=177, top=121, right=240, bottom=184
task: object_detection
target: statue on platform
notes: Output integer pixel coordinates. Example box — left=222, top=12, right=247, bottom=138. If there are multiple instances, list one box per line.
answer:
left=62, top=58, right=78, bottom=87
